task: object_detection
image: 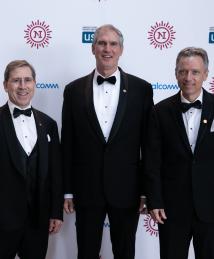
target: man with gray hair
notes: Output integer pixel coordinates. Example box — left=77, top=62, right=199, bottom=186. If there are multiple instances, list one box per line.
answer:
left=145, top=47, right=214, bottom=259
left=62, top=24, right=153, bottom=259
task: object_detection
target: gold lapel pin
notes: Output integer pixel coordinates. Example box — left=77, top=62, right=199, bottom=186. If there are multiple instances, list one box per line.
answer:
left=203, top=119, right=207, bottom=124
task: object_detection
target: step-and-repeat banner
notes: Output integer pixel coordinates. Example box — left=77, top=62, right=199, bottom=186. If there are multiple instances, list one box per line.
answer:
left=0, top=0, right=213, bottom=258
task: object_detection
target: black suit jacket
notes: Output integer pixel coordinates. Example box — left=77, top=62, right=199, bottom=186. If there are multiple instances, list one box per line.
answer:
left=0, top=103, right=63, bottom=230
left=145, top=89, right=214, bottom=222
left=61, top=68, right=153, bottom=208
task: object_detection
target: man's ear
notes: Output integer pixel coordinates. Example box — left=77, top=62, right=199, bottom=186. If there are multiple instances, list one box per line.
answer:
left=92, top=44, right=95, bottom=55
left=3, top=81, right=8, bottom=92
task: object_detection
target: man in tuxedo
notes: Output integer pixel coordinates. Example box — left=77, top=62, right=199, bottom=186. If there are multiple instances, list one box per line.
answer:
left=61, top=24, right=153, bottom=259
left=0, top=60, right=63, bottom=259
left=145, top=47, right=214, bottom=259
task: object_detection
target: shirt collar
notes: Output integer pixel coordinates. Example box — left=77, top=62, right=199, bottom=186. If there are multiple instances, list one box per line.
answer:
left=7, top=99, right=32, bottom=116
left=94, top=68, right=120, bottom=86
left=180, top=89, right=203, bottom=104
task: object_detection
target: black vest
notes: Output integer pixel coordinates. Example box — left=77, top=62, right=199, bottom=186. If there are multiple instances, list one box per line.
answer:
left=17, top=141, right=39, bottom=224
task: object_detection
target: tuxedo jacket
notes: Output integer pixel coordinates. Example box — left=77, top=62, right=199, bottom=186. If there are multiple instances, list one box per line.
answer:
left=61, top=68, right=153, bottom=208
left=0, top=103, right=63, bottom=230
left=145, top=89, right=214, bottom=222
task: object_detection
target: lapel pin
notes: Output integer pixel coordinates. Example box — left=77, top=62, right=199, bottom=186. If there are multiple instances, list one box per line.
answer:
left=123, top=89, right=127, bottom=93
left=203, top=119, right=207, bottom=124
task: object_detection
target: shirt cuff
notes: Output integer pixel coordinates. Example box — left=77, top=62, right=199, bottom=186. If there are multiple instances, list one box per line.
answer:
left=64, top=194, right=73, bottom=199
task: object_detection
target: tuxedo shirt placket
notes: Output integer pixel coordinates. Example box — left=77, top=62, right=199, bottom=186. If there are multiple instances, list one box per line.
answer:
left=182, top=108, right=201, bottom=152
left=93, top=70, right=120, bottom=141
left=8, top=101, right=37, bottom=156
left=181, top=92, right=202, bottom=153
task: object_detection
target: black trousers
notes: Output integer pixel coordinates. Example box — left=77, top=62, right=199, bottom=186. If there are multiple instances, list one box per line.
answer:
left=0, top=222, right=49, bottom=259
left=159, top=211, right=214, bottom=259
left=75, top=204, right=140, bottom=259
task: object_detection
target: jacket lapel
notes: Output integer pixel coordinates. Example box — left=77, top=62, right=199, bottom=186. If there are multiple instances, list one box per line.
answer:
left=2, top=104, right=26, bottom=177
left=85, top=71, right=106, bottom=143
left=108, top=68, right=128, bottom=143
left=32, top=109, right=48, bottom=181
left=194, top=89, right=214, bottom=153
left=170, top=93, right=193, bottom=155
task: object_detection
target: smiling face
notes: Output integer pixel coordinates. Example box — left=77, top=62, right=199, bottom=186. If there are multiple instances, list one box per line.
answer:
left=4, top=66, right=35, bottom=108
left=176, top=55, right=208, bottom=101
left=92, top=28, right=123, bottom=77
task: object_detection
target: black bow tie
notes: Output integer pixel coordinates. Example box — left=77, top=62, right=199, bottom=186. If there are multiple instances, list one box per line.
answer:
left=13, top=107, right=32, bottom=118
left=181, top=100, right=202, bottom=113
left=97, top=75, right=116, bottom=85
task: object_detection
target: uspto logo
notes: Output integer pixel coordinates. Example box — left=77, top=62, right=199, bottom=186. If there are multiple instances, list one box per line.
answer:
left=82, top=26, right=97, bottom=43
left=144, top=214, right=158, bottom=237
left=209, top=77, right=214, bottom=93
left=209, top=27, right=214, bottom=43
left=24, top=20, right=52, bottom=49
left=148, top=21, right=176, bottom=50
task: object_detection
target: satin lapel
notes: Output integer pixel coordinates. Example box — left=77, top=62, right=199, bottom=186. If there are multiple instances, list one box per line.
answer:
left=170, top=93, right=193, bottom=154
left=108, top=69, right=128, bottom=143
left=195, top=90, right=213, bottom=153
left=33, top=109, right=48, bottom=181
left=85, top=71, right=106, bottom=143
left=2, top=104, right=26, bottom=177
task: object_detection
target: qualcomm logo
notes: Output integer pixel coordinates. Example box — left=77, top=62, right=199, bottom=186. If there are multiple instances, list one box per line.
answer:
left=36, top=83, right=59, bottom=89
left=209, top=27, right=214, bottom=43
left=152, top=82, right=179, bottom=90
left=209, top=77, right=214, bottom=93
left=82, top=26, right=97, bottom=43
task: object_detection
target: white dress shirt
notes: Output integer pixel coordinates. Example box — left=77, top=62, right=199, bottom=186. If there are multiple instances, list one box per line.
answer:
left=181, top=90, right=203, bottom=153
left=93, top=69, right=120, bottom=141
left=8, top=100, right=37, bottom=156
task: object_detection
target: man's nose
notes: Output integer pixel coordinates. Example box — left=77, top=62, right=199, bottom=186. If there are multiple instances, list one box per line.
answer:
left=185, top=71, right=193, bottom=81
left=103, top=43, right=111, bottom=51
left=18, top=79, right=27, bottom=87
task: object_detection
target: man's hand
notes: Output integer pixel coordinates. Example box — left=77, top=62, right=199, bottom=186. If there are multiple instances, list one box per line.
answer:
left=49, top=219, right=63, bottom=234
left=139, top=197, right=148, bottom=214
left=150, top=209, right=167, bottom=224
left=64, top=198, right=75, bottom=214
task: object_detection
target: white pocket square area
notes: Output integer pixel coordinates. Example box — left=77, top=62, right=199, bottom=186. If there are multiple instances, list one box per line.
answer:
left=47, top=134, right=51, bottom=142
left=210, top=120, right=214, bottom=132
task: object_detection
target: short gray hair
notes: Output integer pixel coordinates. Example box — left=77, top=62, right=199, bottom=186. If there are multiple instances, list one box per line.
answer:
left=175, top=47, right=209, bottom=72
left=92, top=24, right=124, bottom=47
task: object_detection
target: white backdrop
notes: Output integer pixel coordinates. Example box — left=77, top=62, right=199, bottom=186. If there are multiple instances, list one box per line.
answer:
left=0, top=0, right=213, bottom=258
